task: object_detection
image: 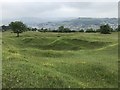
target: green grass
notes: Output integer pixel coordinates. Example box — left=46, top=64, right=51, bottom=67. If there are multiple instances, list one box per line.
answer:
left=2, top=31, right=118, bottom=88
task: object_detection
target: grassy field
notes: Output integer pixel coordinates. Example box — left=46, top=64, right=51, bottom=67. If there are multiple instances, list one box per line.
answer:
left=2, top=31, right=118, bottom=88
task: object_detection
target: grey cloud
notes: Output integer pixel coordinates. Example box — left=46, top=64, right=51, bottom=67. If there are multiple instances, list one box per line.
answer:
left=2, top=2, right=118, bottom=20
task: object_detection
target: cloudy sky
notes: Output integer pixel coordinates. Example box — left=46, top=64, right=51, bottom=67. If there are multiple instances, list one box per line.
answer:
left=0, top=0, right=119, bottom=24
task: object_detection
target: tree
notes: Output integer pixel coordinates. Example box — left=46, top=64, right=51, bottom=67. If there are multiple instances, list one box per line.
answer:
left=85, top=28, right=96, bottom=33
left=2, top=25, right=10, bottom=32
left=32, top=28, right=37, bottom=31
left=9, top=21, right=27, bottom=37
left=58, top=26, right=64, bottom=32
left=43, top=28, right=48, bottom=32
left=96, top=29, right=100, bottom=32
left=64, top=28, right=71, bottom=33
left=58, top=26, right=71, bottom=33
left=115, top=25, right=120, bottom=32
left=79, top=29, right=84, bottom=32
left=27, top=27, right=32, bottom=31
left=40, top=28, right=44, bottom=32
left=118, top=25, right=120, bottom=31
left=100, top=24, right=111, bottom=34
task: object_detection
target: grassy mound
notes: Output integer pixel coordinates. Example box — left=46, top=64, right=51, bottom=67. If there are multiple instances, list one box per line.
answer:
left=14, top=35, right=111, bottom=51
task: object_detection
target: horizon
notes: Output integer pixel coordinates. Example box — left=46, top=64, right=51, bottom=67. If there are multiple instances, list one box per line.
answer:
left=1, top=17, right=118, bottom=26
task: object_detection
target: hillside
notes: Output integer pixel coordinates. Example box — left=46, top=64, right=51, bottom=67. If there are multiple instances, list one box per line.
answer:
left=38, top=18, right=118, bottom=30
left=2, top=31, right=118, bottom=88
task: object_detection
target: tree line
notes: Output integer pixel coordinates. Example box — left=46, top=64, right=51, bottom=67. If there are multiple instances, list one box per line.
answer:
left=1, top=21, right=120, bottom=37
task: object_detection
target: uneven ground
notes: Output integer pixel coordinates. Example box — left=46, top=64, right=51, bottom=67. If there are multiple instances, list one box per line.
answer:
left=2, top=31, right=118, bottom=88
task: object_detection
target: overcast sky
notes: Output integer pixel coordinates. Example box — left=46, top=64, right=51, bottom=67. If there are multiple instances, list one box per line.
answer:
left=0, top=1, right=119, bottom=22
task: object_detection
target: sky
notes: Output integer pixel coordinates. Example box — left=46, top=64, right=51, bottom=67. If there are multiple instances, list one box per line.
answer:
left=0, top=0, right=119, bottom=2
left=0, top=0, right=119, bottom=24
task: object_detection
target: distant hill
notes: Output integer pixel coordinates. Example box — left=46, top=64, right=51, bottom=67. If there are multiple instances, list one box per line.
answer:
left=2, top=17, right=118, bottom=30
left=2, top=17, right=74, bottom=27
left=37, top=18, right=118, bottom=30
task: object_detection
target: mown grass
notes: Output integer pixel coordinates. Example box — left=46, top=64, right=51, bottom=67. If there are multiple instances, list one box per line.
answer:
left=2, top=31, right=118, bottom=88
